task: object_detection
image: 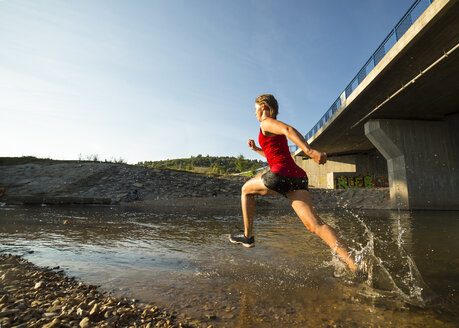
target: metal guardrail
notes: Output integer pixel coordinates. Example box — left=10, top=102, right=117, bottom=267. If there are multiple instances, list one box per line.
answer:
left=289, top=0, right=434, bottom=152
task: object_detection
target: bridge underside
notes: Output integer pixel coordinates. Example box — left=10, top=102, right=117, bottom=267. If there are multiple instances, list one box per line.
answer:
left=312, top=1, right=459, bottom=154
left=295, top=0, right=459, bottom=210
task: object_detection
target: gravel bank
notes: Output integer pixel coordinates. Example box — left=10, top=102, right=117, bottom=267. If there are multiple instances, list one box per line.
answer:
left=0, top=161, right=390, bottom=209
left=0, top=254, right=194, bottom=328
left=0, top=162, right=243, bottom=204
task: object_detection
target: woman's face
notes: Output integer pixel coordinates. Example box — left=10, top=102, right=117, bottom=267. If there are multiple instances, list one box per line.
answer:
left=255, top=103, right=264, bottom=122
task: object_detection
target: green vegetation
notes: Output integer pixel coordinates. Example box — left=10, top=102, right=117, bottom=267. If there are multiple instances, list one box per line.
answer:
left=137, top=154, right=266, bottom=176
left=78, top=153, right=126, bottom=164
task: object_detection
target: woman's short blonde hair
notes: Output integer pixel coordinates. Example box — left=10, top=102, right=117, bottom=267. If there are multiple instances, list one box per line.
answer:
left=255, top=94, right=278, bottom=118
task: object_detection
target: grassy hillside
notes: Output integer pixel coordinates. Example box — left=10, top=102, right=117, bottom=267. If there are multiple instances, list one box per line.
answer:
left=137, top=155, right=265, bottom=176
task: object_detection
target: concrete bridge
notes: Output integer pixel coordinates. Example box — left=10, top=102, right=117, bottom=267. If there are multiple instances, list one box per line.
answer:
left=292, top=0, right=459, bottom=210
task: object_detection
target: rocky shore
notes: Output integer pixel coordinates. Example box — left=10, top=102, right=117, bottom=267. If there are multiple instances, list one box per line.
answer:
left=0, top=161, right=390, bottom=209
left=0, top=254, right=192, bottom=328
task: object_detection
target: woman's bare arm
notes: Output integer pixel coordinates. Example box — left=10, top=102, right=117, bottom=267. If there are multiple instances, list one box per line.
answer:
left=248, top=139, right=266, bottom=158
left=260, top=118, right=327, bottom=164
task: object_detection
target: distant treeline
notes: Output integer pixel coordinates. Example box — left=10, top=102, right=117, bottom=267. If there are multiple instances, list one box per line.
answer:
left=137, top=155, right=266, bottom=176
left=0, top=156, right=55, bottom=166
left=0, top=155, right=126, bottom=166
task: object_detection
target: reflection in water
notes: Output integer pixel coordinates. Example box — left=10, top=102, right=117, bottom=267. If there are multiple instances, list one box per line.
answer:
left=0, top=204, right=458, bottom=327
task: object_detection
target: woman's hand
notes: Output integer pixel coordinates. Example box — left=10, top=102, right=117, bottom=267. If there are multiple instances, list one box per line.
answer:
left=311, top=150, right=327, bottom=165
left=248, top=139, right=266, bottom=158
left=248, top=139, right=257, bottom=151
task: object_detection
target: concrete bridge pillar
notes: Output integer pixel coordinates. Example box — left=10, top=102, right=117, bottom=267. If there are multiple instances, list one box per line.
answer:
left=364, top=116, right=459, bottom=210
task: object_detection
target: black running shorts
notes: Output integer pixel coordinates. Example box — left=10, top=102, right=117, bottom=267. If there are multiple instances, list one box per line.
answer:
left=261, top=170, right=309, bottom=196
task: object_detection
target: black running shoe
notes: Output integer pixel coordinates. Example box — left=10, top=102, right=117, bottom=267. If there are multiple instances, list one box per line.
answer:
left=229, top=233, right=255, bottom=248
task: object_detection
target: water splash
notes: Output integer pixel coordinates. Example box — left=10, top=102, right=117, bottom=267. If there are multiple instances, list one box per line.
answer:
left=393, top=208, right=436, bottom=304
left=329, top=208, right=435, bottom=307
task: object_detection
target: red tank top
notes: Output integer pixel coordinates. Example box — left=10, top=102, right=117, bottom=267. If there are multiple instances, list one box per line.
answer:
left=258, top=129, right=306, bottom=178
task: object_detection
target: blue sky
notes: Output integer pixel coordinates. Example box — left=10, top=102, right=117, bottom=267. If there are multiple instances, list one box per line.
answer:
left=1, top=0, right=414, bottom=163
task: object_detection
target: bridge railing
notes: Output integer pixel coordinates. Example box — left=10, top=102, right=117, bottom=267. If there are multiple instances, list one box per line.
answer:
left=290, top=0, right=434, bottom=153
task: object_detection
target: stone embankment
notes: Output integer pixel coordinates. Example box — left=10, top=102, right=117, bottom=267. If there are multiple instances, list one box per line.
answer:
left=0, top=254, right=191, bottom=328
left=0, top=162, right=244, bottom=204
left=0, top=161, right=390, bottom=209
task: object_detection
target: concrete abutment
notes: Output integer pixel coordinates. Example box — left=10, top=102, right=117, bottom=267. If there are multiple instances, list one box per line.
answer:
left=364, top=116, right=459, bottom=210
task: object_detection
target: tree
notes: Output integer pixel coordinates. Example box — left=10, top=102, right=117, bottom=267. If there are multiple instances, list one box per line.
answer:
left=235, top=154, right=246, bottom=172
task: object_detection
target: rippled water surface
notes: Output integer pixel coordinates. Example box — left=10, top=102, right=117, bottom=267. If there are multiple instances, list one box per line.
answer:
left=0, top=203, right=458, bottom=327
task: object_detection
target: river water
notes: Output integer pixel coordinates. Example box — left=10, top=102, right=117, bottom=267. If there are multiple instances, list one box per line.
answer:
left=0, top=203, right=458, bottom=327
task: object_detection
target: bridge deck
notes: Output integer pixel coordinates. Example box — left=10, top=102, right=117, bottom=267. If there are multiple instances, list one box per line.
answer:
left=297, top=0, right=459, bottom=156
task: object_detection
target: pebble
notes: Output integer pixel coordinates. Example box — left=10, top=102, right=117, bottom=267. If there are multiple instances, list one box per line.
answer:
left=42, top=312, right=58, bottom=318
left=46, top=304, right=61, bottom=313
left=34, top=281, right=45, bottom=289
left=89, top=302, right=100, bottom=316
left=42, top=318, right=61, bottom=328
left=221, top=313, right=235, bottom=320
left=77, top=307, right=87, bottom=317
left=79, top=317, right=91, bottom=328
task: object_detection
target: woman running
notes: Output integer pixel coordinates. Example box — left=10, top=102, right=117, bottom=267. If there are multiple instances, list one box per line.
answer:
left=229, top=94, right=359, bottom=273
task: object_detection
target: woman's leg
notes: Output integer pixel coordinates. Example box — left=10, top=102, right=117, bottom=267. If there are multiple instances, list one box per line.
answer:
left=286, top=189, right=358, bottom=272
left=241, top=174, right=279, bottom=237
